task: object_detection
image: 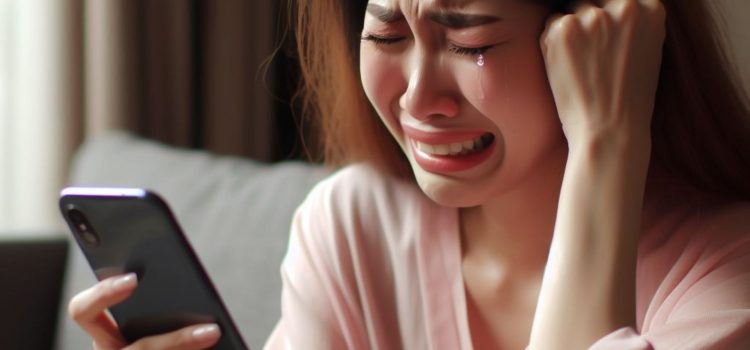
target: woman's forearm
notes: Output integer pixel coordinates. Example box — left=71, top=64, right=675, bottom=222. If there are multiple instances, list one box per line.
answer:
left=528, top=134, right=651, bottom=350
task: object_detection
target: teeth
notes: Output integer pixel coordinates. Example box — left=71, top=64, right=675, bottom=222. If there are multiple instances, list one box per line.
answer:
left=450, top=143, right=463, bottom=155
left=415, top=134, right=493, bottom=156
left=421, top=143, right=435, bottom=154
left=434, top=144, right=450, bottom=155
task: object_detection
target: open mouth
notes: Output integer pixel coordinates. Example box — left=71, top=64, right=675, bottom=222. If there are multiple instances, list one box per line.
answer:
left=402, top=125, right=498, bottom=173
left=414, top=133, right=495, bottom=157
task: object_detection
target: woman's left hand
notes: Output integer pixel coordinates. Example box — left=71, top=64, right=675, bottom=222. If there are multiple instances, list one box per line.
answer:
left=529, top=3, right=666, bottom=349
left=540, top=0, right=666, bottom=151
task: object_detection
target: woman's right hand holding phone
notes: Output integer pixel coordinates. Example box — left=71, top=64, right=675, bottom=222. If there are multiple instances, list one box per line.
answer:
left=68, top=273, right=222, bottom=350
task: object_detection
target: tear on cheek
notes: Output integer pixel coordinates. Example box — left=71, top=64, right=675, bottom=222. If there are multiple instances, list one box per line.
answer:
left=477, top=54, right=486, bottom=100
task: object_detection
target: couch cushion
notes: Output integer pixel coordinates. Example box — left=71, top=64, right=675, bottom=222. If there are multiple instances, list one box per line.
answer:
left=56, top=131, right=330, bottom=349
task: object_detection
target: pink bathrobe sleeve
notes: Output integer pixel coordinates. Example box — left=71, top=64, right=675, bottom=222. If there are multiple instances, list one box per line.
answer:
left=265, top=165, right=750, bottom=350
left=263, top=182, right=369, bottom=349
left=589, top=202, right=750, bottom=349
left=264, top=166, right=423, bottom=350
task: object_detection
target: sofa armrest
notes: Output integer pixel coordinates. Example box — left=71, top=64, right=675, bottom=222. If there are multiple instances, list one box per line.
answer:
left=0, top=235, right=68, bottom=350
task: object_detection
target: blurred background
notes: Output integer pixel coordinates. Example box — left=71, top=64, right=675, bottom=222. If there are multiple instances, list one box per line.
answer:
left=0, top=0, right=748, bottom=235
left=0, top=0, right=307, bottom=235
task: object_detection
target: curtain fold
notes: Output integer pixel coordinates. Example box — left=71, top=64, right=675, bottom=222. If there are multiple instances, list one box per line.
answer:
left=86, top=0, right=277, bottom=161
left=201, top=0, right=275, bottom=160
left=84, top=0, right=138, bottom=135
left=137, top=0, right=195, bottom=148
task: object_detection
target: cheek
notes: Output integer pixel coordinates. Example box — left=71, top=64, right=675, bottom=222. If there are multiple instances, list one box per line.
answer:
left=360, top=49, right=405, bottom=133
left=460, top=38, right=564, bottom=176
left=474, top=40, right=559, bottom=138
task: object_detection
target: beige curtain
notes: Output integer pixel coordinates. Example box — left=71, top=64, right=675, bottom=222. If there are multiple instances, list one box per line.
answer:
left=0, top=0, right=279, bottom=234
left=0, top=0, right=83, bottom=233
left=86, top=0, right=277, bottom=161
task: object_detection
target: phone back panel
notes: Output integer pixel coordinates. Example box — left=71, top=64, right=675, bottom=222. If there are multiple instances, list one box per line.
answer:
left=60, top=188, right=248, bottom=349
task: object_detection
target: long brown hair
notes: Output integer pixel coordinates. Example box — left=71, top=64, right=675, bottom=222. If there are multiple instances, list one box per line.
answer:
left=290, top=0, right=408, bottom=175
left=291, top=0, right=750, bottom=199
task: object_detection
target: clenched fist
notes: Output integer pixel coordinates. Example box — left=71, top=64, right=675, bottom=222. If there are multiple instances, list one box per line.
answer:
left=541, top=0, right=666, bottom=151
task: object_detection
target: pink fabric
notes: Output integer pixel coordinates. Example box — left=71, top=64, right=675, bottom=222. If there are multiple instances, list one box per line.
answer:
left=264, top=165, right=750, bottom=350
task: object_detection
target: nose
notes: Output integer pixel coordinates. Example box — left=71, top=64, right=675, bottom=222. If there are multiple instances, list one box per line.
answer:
left=399, top=57, right=459, bottom=120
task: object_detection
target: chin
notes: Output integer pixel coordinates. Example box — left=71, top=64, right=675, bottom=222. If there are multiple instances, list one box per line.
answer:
left=411, top=167, right=495, bottom=208
left=403, top=142, right=508, bottom=208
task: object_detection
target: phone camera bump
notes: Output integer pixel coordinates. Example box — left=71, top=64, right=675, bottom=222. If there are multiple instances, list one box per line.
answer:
left=67, top=206, right=100, bottom=246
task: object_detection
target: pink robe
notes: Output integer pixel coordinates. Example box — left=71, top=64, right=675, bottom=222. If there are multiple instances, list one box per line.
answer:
left=265, top=164, right=750, bottom=349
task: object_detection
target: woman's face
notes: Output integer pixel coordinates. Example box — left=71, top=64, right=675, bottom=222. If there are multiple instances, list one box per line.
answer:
left=360, top=0, right=566, bottom=207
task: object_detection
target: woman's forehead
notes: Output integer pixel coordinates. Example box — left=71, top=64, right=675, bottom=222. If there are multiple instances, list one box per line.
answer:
left=368, top=0, right=537, bottom=15
left=372, top=0, right=480, bottom=10
left=365, top=0, right=528, bottom=20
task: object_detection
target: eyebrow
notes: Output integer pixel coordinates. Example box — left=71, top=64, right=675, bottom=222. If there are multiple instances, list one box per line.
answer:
left=426, top=11, right=500, bottom=29
left=366, top=4, right=405, bottom=23
left=365, top=3, right=500, bottom=29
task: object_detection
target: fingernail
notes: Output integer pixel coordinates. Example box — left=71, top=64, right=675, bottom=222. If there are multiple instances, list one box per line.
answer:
left=192, top=324, right=220, bottom=341
left=110, top=273, right=137, bottom=292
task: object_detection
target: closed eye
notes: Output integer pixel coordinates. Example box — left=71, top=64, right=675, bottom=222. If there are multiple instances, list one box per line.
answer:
left=362, top=33, right=496, bottom=57
left=448, top=44, right=491, bottom=56
left=361, top=34, right=406, bottom=45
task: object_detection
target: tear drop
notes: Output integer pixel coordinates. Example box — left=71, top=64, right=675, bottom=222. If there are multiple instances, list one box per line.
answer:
left=477, top=54, right=486, bottom=100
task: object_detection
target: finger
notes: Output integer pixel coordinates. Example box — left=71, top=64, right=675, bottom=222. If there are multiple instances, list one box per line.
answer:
left=572, top=0, right=598, bottom=13
left=541, top=12, right=584, bottom=57
left=68, top=273, right=138, bottom=348
left=572, top=1, right=609, bottom=27
left=124, top=323, right=221, bottom=350
left=540, top=12, right=565, bottom=56
left=603, top=0, right=640, bottom=19
left=598, top=0, right=632, bottom=8
left=93, top=336, right=120, bottom=350
left=574, top=0, right=614, bottom=45
left=640, top=0, right=665, bottom=9
left=639, top=0, right=666, bottom=23
left=89, top=312, right=125, bottom=349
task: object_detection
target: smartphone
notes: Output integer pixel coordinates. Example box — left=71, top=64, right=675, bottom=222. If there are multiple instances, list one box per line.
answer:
left=59, top=187, right=249, bottom=349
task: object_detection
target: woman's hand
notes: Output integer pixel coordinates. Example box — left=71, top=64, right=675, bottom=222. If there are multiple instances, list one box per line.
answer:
left=68, top=274, right=221, bottom=350
left=541, top=0, right=665, bottom=151
left=529, top=1, right=666, bottom=349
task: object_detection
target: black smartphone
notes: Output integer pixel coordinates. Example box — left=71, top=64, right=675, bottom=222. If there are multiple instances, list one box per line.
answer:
left=59, top=187, right=249, bottom=349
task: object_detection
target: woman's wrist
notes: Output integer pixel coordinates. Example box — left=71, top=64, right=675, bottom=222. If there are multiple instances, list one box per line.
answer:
left=528, top=123, right=650, bottom=349
left=560, top=127, right=650, bottom=246
left=565, top=120, right=652, bottom=165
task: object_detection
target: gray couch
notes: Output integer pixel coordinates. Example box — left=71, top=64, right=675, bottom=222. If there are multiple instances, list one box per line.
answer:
left=55, top=132, right=330, bottom=349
